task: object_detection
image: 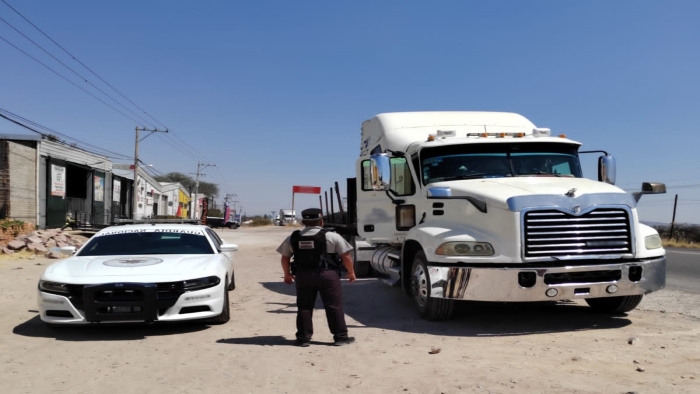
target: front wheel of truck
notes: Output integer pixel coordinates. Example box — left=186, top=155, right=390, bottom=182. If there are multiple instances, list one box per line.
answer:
left=585, top=295, right=644, bottom=313
left=411, top=251, right=454, bottom=321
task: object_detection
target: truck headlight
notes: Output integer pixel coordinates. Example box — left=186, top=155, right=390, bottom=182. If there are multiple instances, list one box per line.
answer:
left=39, top=280, right=70, bottom=294
left=436, top=242, right=494, bottom=256
left=644, top=234, right=663, bottom=250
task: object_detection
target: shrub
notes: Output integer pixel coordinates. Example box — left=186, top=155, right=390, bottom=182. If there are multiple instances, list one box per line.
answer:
left=0, top=219, right=25, bottom=237
left=250, top=217, right=273, bottom=227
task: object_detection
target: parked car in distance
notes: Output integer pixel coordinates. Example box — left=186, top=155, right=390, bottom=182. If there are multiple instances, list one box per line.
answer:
left=37, top=220, right=238, bottom=326
left=205, top=217, right=239, bottom=229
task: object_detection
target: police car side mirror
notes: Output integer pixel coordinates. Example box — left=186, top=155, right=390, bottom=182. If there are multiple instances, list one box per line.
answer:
left=220, top=243, right=239, bottom=252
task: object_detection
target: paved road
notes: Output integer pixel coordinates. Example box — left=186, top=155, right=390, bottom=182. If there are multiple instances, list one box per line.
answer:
left=666, top=247, right=699, bottom=293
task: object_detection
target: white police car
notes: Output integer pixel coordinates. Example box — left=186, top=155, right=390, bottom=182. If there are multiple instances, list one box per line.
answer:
left=37, top=221, right=238, bottom=326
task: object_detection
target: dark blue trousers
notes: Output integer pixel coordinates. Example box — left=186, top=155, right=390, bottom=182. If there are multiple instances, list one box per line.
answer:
left=294, top=269, right=349, bottom=342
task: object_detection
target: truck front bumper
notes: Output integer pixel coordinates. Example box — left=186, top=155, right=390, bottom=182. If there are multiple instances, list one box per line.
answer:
left=427, top=256, right=666, bottom=302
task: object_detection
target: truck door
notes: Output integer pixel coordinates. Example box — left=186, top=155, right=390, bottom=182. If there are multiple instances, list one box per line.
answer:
left=356, top=156, right=418, bottom=242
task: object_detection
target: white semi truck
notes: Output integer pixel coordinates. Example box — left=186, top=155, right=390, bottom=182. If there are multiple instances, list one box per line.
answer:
left=277, top=209, right=297, bottom=226
left=342, top=111, right=666, bottom=320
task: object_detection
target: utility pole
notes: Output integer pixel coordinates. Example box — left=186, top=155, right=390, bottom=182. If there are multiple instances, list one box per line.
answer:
left=133, top=126, right=167, bottom=219
left=669, top=194, right=679, bottom=240
left=191, top=161, right=215, bottom=219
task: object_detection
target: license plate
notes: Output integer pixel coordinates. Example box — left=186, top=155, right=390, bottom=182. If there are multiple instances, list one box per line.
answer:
left=111, top=306, right=141, bottom=313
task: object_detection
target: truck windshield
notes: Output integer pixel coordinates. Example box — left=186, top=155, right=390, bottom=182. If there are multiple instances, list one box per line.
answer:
left=420, top=142, right=582, bottom=185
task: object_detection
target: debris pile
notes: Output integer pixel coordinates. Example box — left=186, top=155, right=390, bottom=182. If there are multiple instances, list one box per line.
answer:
left=2, top=230, right=86, bottom=259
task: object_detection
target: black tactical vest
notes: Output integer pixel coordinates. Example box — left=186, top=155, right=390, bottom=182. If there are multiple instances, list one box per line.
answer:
left=290, top=229, right=338, bottom=272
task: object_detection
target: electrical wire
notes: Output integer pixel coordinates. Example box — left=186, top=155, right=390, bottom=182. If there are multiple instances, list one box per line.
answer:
left=0, top=15, right=157, bottom=128
left=1, top=0, right=209, bottom=162
left=0, top=111, right=131, bottom=160
left=1, top=0, right=166, bottom=128
left=0, top=34, right=147, bottom=126
left=1, top=0, right=210, bottom=165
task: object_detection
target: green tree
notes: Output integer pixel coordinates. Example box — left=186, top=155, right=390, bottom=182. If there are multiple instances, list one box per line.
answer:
left=154, top=172, right=219, bottom=198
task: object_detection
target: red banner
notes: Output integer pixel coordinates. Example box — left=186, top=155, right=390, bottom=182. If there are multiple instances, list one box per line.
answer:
left=293, top=185, right=321, bottom=194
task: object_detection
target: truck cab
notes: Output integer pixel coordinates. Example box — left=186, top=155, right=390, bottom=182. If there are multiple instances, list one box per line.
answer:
left=353, top=111, right=666, bottom=320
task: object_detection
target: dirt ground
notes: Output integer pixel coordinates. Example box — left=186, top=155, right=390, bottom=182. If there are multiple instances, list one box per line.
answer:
left=0, top=226, right=698, bottom=394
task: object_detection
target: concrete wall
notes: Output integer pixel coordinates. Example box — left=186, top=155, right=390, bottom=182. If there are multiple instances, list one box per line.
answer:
left=0, top=141, right=37, bottom=223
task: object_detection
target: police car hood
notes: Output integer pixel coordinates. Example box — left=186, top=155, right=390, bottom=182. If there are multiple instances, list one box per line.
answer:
left=43, top=254, right=215, bottom=282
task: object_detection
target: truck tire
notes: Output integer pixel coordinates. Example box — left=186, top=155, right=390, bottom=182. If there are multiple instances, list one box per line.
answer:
left=354, top=260, right=370, bottom=277
left=585, top=295, right=643, bottom=313
left=411, top=251, right=454, bottom=321
left=349, top=237, right=371, bottom=277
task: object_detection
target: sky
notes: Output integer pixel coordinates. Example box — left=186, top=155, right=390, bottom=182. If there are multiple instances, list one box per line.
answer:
left=0, top=0, right=698, bottom=223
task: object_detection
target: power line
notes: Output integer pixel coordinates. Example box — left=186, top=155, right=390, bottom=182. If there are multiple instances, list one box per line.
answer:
left=0, top=15, right=157, bottom=128
left=0, top=107, right=131, bottom=159
left=1, top=0, right=211, bottom=170
left=1, top=0, right=166, bottom=128
left=0, top=108, right=132, bottom=160
left=0, top=34, right=146, bottom=126
left=154, top=133, right=202, bottom=162
left=0, top=114, right=131, bottom=159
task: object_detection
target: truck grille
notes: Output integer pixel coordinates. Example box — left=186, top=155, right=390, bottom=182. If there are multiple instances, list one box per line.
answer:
left=524, top=208, right=632, bottom=258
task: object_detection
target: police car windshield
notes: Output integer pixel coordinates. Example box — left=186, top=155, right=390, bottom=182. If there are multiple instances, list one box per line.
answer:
left=77, top=229, right=214, bottom=256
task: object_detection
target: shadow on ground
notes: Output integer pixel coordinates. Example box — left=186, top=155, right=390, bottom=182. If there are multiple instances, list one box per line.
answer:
left=216, top=335, right=335, bottom=347
left=261, top=279, right=632, bottom=337
left=13, top=315, right=211, bottom=341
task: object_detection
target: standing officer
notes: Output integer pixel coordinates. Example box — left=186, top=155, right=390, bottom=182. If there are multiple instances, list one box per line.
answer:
left=277, top=208, right=357, bottom=347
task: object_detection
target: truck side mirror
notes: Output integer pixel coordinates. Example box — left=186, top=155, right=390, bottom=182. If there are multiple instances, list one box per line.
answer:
left=370, top=153, right=392, bottom=191
left=633, top=182, right=666, bottom=202
left=598, top=154, right=616, bottom=185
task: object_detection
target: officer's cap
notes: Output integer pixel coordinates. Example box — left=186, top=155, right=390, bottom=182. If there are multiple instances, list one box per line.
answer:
left=301, top=208, right=323, bottom=221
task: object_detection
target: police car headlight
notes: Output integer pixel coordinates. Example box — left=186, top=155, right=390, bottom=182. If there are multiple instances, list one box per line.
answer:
left=183, top=276, right=221, bottom=291
left=644, top=234, right=663, bottom=250
left=39, top=280, right=70, bottom=294
left=435, top=242, right=494, bottom=256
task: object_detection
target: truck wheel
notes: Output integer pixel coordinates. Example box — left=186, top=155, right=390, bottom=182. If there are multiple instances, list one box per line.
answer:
left=208, top=279, right=231, bottom=324
left=585, top=295, right=643, bottom=313
left=354, top=261, right=370, bottom=277
left=411, top=251, right=454, bottom=321
left=350, top=237, right=371, bottom=277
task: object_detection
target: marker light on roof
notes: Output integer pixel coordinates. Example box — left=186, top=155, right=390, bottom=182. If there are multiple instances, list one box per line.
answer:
left=480, top=133, right=488, bottom=137
left=427, top=135, right=435, bottom=141
left=498, top=133, right=506, bottom=138
left=559, top=134, right=567, bottom=138
left=516, top=133, right=525, bottom=138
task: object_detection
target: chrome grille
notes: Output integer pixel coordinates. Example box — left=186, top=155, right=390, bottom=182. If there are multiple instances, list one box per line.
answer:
left=524, top=208, right=632, bottom=258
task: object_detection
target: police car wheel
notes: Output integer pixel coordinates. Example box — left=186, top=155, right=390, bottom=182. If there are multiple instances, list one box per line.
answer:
left=208, top=279, right=231, bottom=324
left=227, top=271, right=236, bottom=291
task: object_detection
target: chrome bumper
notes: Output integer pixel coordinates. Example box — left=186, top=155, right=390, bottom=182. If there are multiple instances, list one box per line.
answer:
left=427, top=256, right=666, bottom=302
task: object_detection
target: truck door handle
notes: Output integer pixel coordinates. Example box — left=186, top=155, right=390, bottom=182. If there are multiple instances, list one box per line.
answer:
left=364, top=225, right=375, bottom=232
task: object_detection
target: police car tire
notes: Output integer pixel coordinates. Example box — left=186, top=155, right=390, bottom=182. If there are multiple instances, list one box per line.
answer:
left=227, top=271, right=236, bottom=291
left=411, top=251, right=454, bottom=321
left=585, top=295, right=643, bottom=313
left=208, top=279, right=231, bottom=324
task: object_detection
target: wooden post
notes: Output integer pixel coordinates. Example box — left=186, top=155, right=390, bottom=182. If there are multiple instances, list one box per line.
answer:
left=669, top=194, right=678, bottom=239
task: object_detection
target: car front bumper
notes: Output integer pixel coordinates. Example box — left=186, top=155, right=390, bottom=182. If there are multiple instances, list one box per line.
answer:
left=37, top=281, right=227, bottom=325
left=427, top=256, right=666, bottom=302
